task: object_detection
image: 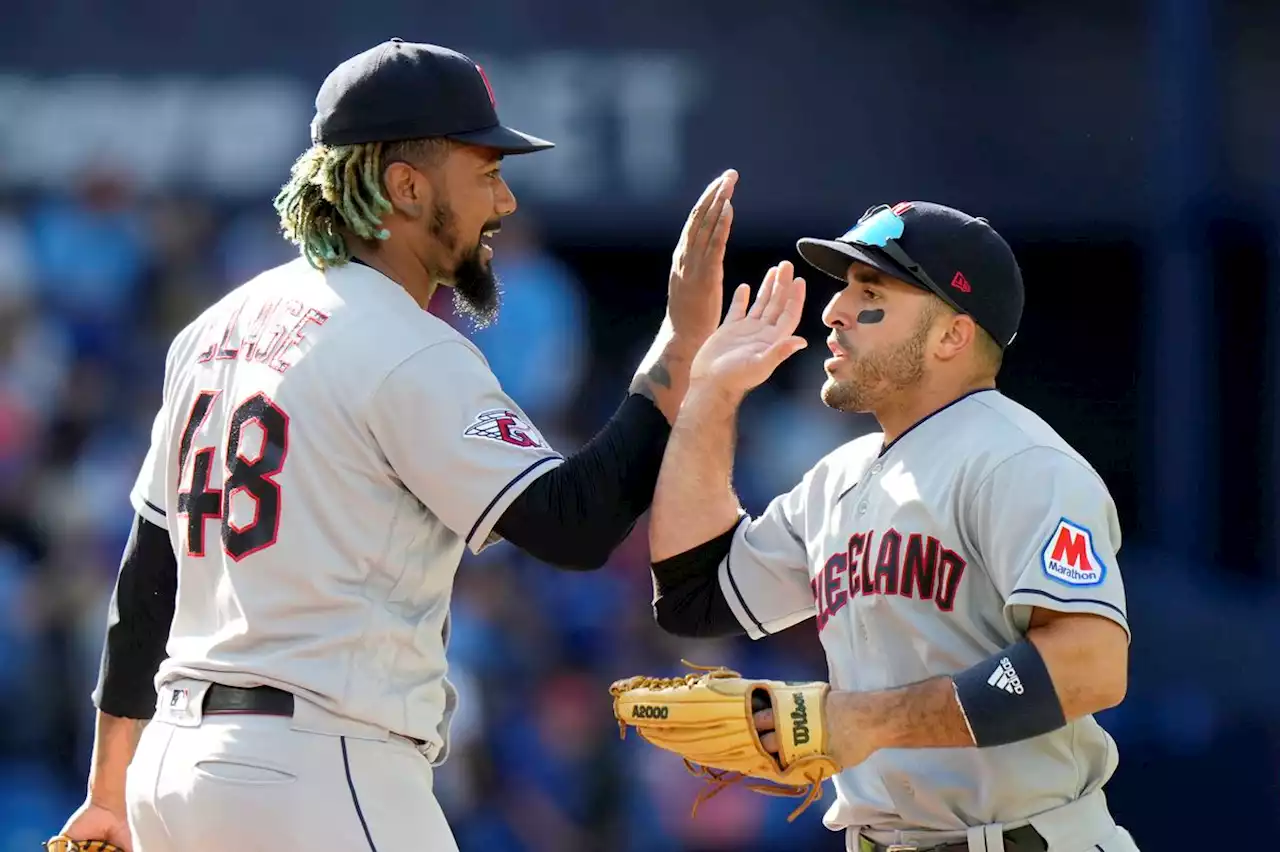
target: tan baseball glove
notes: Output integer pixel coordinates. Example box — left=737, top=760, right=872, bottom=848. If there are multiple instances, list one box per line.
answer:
left=45, top=838, right=124, bottom=852
left=610, top=661, right=839, bottom=821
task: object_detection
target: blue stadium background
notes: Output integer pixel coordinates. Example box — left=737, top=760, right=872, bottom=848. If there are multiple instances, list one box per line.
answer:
left=0, top=2, right=1278, bottom=849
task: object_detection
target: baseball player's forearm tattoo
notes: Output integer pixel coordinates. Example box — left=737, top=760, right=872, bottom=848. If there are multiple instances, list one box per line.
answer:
left=629, top=353, right=673, bottom=404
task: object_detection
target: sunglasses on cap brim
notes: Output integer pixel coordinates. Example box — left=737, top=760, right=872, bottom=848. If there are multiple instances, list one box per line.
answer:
left=840, top=205, right=964, bottom=314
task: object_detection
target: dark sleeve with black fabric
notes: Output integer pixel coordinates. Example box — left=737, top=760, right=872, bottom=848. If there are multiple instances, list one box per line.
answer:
left=651, top=521, right=745, bottom=638
left=91, top=513, right=177, bottom=719
left=495, top=393, right=671, bottom=571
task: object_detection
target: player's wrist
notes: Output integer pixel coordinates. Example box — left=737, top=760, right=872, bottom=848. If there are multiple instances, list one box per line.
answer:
left=951, top=638, right=1066, bottom=748
left=85, top=774, right=128, bottom=816
left=823, top=690, right=881, bottom=769
left=85, top=713, right=144, bottom=815
left=660, top=318, right=704, bottom=364
left=85, top=793, right=128, bottom=818
left=684, top=376, right=746, bottom=412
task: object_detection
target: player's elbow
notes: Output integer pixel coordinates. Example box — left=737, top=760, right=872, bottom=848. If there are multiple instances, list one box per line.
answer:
left=1094, top=657, right=1128, bottom=711
left=1029, top=610, right=1130, bottom=718
left=654, top=597, right=700, bottom=638
left=541, top=545, right=613, bottom=572
left=507, top=528, right=619, bottom=571
left=1081, top=627, right=1129, bottom=712
left=653, top=589, right=745, bottom=639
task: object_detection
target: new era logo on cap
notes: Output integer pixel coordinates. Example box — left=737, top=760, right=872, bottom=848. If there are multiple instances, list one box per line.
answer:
left=950, top=271, right=972, bottom=293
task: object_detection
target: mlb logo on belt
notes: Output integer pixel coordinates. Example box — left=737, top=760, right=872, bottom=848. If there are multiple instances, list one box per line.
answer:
left=1040, top=518, right=1107, bottom=586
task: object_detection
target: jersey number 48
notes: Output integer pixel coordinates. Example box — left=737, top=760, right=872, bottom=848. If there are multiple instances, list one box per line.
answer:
left=176, top=390, right=288, bottom=561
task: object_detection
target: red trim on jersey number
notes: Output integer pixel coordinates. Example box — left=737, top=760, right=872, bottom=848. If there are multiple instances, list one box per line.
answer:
left=222, top=391, right=289, bottom=562
left=176, top=389, right=290, bottom=561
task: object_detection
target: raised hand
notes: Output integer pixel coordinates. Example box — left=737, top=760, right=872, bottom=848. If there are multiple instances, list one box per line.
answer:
left=666, top=169, right=738, bottom=345
left=690, top=260, right=808, bottom=396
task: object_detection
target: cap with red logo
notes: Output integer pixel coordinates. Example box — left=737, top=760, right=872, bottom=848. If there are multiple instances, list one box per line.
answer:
left=796, top=201, right=1025, bottom=349
left=310, top=39, right=554, bottom=154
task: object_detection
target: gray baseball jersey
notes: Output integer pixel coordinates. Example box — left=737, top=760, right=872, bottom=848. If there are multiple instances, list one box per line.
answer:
left=130, top=258, right=562, bottom=762
left=717, top=389, right=1128, bottom=833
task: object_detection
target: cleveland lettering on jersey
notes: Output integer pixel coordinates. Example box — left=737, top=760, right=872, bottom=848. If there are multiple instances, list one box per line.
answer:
left=811, top=527, right=967, bottom=630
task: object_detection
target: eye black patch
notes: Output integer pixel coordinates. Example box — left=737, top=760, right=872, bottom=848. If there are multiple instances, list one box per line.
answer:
left=856, top=309, right=885, bottom=324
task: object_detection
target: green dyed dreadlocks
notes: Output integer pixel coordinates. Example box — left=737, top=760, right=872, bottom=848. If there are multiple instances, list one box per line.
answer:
left=273, top=138, right=448, bottom=269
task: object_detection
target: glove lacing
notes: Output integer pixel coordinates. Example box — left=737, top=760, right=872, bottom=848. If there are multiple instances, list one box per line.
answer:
left=608, top=659, right=740, bottom=696
left=45, top=837, right=124, bottom=852
left=684, top=761, right=827, bottom=823
left=610, top=659, right=742, bottom=742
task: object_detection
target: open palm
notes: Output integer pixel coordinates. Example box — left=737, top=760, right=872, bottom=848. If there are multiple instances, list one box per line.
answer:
left=691, top=260, right=808, bottom=394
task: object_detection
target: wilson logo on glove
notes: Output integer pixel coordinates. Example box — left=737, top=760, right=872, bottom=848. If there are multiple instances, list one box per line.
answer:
left=631, top=704, right=670, bottom=719
left=791, top=692, right=811, bottom=745
left=610, top=660, right=839, bottom=822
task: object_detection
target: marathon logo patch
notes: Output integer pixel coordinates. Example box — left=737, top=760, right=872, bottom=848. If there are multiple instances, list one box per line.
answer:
left=1040, top=518, right=1106, bottom=586
left=463, top=409, right=546, bottom=449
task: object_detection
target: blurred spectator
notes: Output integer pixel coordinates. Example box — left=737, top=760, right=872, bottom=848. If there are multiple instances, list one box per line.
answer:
left=26, top=168, right=148, bottom=361
left=461, top=218, right=590, bottom=435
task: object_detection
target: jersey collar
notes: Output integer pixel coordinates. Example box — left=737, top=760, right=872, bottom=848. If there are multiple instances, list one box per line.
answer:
left=328, top=256, right=424, bottom=311
left=878, top=387, right=1000, bottom=458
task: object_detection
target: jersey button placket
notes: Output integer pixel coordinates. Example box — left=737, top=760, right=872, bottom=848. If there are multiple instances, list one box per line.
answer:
left=862, top=461, right=882, bottom=514
left=856, top=459, right=880, bottom=649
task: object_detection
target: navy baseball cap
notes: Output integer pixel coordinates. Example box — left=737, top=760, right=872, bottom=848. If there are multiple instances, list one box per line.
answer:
left=310, top=39, right=554, bottom=154
left=796, top=201, right=1024, bottom=348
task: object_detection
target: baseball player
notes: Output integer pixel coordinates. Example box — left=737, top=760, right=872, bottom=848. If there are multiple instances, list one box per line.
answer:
left=50, top=40, right=739, bottom=852
left=641, top=202, right=1140, bottom=851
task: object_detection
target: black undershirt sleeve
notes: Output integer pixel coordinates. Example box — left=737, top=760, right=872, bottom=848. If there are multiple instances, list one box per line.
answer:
left=494, top=393, right=670, bottom=571
left=650, top=519, right=746, bottom=638
left=92, top=513, right=177, bottom=720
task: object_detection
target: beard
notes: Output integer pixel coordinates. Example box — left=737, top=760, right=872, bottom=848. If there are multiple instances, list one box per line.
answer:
left=821, top=318, right=930, bottom=413
left=429, top=200, right=502, bottom=329
left=451, top=248, right=501, bottom=329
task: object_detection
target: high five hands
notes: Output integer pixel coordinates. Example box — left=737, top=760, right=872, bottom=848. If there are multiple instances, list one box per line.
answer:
left=690, top=260, right=808, bottom=398
left=667, top=169, right=738, bottom=345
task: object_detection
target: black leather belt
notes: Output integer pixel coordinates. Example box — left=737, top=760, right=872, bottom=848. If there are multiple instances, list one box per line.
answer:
left=203, top=684, right=295, bottom=716
left=858, top=824, right=1046, bottom=852
left=200, top=684, right=432, bottom=752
